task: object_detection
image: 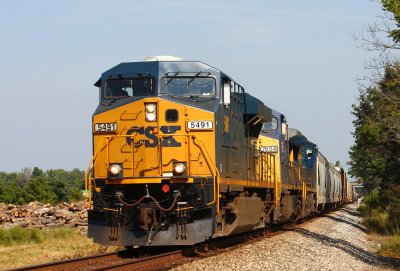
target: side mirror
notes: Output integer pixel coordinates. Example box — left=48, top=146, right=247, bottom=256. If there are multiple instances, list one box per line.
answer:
left=223, top=82, right=230, bottom=106
left=281, top=122, right=288, bottom=140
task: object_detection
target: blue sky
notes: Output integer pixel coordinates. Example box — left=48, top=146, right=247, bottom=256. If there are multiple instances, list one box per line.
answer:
left=0, top=0, right=384, bottom=174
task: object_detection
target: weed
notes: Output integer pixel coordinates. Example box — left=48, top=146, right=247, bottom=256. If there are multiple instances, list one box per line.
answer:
left=370, top=234, right=400, bottom=258
left=29, top=228, right=44, bottom=244
left=0, top=227, right=44, bottom=246
left=363, top=209, right=389, bottom=234
left=48, top=227, right=76, bottom=239
left=0, top=227, right=120, bottom=269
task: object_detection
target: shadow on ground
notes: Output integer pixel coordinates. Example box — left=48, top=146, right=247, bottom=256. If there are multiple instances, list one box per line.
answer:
left=323, top=213, right=369, bottom=234
left=287, top=228, right=400, bottom=270
left=339, top=205, right=361, bottom=217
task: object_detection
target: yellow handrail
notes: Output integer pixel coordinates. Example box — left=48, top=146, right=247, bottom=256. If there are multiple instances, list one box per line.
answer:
left=84, top=136, right=110, bottom=207
left=190, top=136, right=220, bottom=214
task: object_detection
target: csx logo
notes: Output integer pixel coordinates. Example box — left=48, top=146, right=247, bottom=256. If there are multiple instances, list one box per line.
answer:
left=126, top=126, right=181, bottom=148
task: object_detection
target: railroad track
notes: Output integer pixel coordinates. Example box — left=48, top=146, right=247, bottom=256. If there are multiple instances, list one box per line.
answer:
left=8, top=233, right=267, bottom=271
left=9, top=211, right=327, bottom=271
left=9, top=249, right=186, bottom=271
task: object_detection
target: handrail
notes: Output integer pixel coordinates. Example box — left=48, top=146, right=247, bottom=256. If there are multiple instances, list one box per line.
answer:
left=85, top=136, right=110, bottom=207
left=190, top=136, right=220, bottom=213
left=258, top=151, right=280, bottom=207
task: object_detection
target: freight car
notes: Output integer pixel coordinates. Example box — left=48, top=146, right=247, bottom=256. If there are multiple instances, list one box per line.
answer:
left=85, top=56, right=348, bottom=246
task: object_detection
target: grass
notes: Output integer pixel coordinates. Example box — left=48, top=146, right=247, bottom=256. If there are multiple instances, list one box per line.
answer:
left=0, top=227, right=44, bottom=246
left=0, top=227, right=120, bottom=270
left=369, top=234, right=400, bottom=258
left=358, top=203, right=400, bottom=235
left=381, top=235, right=400, bottom=257
left=362, top=208, right=391, bottom=234
left=358, top=203, right=400, bottom=259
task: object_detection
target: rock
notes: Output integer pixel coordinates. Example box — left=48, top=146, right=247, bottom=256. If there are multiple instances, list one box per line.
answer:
left=170, top=204, right=397, bottom=271
left=0, top=201, right=88, bottom=230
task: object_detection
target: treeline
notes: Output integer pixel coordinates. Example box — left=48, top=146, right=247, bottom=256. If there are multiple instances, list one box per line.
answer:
left=0, top=167, right=84, bottom=205
left=349, top=0, right=400, bottom=233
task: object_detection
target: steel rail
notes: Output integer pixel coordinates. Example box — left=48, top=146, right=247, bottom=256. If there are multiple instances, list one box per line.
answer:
left=8, top=251, right=121, bottom=271
left=8, top=249, right=186, bottom=271
left=95, top=250, right=184, bottom=271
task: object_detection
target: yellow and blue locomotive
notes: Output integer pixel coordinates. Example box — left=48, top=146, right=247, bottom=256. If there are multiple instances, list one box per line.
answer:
left=86, top=56, right=348, bottom=246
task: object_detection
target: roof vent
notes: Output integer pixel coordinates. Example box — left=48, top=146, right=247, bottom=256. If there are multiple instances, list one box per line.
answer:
left=144, top=55, right=183, bottom=62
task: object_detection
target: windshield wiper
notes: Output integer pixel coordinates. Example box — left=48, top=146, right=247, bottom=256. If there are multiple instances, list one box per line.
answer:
left=187, top=71, right=202, bottom=85
left=198, top=96, right=216, bottom=102
left=169, top=95, right=194, bottom=103
left=169, top=95, right=216, bottom=104
left=101, top=98, right=116, bottom=106
left=101, top=95, right=133, bottom=106
left=165, top=71, right=180, bottom=85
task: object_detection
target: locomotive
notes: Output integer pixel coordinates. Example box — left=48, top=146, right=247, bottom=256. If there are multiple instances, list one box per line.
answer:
left=85, top=56, right=348, bottom=246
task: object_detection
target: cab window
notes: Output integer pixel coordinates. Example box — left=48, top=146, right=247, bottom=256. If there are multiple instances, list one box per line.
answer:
left=262, top=117, right=278, bottom=131
left=104, top=78, right=154, bottom=99
left=161, top=77, right=216, bottom=97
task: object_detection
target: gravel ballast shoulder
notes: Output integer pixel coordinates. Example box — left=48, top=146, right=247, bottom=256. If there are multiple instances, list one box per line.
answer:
left=170, top=204, right=400, bottom=271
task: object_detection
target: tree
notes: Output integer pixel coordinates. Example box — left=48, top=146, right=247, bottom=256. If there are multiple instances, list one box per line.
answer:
left=354, top=1, right=400, bottom=89
left=349, top=64, right=400, bottom=180
left=31, top=167, right=43, bottom=178
left=23, top=176, right=57, bottom=204
left=46, top=169, right=83, bottom=202
left=349, top=63, right=400, bottom=228
left=349, top=2, right=400, bottom=230
left=17, top=167, right=32, bottom=186
left=0, top=172, right=24, bottom=204
left=0, top=167, right=84, bottom=205
left=382, top=0, right=400, bottom=42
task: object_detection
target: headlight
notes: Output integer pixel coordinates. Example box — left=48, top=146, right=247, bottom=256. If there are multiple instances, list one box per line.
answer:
left=110, top=164, right=122, bottom=175
left=146, top=103, right=156, bottom=113
left=146, top=112, right=156, bottom=121
left=173, top=162, right=186, bottom=175
left=145, top=103, right=157, bottom=121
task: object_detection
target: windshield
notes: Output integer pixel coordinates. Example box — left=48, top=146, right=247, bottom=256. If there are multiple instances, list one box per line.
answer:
left=161, top=77, right=216, bottom=96
left=104, top=78, right=154, bottom=99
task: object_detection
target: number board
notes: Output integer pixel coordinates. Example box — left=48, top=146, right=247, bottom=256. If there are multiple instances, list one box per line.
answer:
left=260, top=146, right=278, bottom=153
left=187, top=121, right=213, bottom=130
left=94, top=122, right=118, bottom=133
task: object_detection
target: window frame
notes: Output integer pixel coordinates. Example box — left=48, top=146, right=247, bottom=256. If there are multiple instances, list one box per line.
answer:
left=160, top=75, right=217, bottom=97
left=102, top=76, right=155, bottom=100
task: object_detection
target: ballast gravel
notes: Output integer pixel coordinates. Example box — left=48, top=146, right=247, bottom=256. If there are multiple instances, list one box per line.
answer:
left=170, top=204, right=400, bottom=271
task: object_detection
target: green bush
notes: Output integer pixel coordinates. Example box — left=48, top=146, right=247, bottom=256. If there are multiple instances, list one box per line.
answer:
left=381, top=235, right=400, bottom=256
left=0, top=227, right=44, bottom=246
left=358, top=204, right=368, bottom=216
left=363, top=189, right=381, bottom=209
left=359, top=190, right=400, bottom=234
left=0, top=227, right=79, bottom=247
left=363, top=209, right=390, bottom=234
left=30, top=228, right=45, bottom=243
left=48, top=227, right=76, bottom=239
left=0, top=228, right=13, bottom=246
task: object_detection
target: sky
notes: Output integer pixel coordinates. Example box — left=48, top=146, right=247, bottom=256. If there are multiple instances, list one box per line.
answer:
left=0, top=0, right=385, bottom=175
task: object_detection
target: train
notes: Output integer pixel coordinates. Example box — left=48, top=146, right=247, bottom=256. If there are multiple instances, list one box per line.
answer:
left=85, top=56, right=350, bottom=246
